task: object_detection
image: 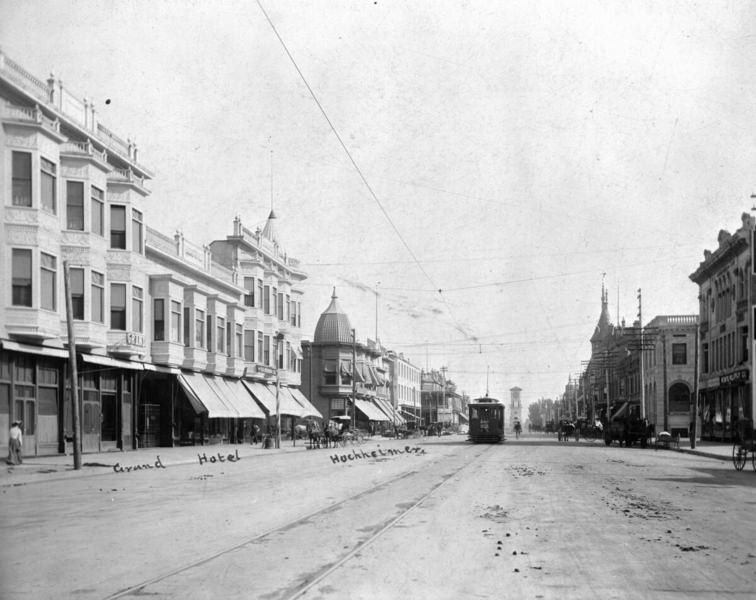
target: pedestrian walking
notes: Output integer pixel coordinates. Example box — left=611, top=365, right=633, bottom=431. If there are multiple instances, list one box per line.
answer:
left=7, top=420, right=23, bottom=465
left=251, top=423, right=260, bottom=445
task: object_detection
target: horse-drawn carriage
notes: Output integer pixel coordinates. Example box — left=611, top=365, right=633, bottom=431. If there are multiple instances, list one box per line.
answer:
left=603, top=415, right=653, bottom=448
left=306, top=417, right=365, bottom=449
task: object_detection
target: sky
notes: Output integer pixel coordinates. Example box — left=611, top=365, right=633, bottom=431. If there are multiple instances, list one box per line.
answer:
left=3, top=0, right=755, bottom=409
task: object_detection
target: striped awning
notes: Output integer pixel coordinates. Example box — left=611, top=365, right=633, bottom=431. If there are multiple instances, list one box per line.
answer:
left=215, top=377, right=266, bottom=419
left=289, top=388, right=322, bottom=418
left=241, top=381, right=303, bottom=417
left=177, top=372, right=238, bottom=418
left=354, top=399, right=388, bottom=421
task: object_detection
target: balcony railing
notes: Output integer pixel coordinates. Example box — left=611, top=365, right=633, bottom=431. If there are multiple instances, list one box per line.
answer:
left=3, top=101, right=61, bottom=135
left=61, top=140, right=108, bottom=163
left=108, top=167, right=146, bottom=189
left=1, top=48, right=151, bottom=176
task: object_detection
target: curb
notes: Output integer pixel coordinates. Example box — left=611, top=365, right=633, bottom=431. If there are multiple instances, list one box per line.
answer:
left=675, top=448, right=730, bottom=462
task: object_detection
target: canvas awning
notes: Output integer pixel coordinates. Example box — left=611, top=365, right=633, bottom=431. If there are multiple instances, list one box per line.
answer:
left=401, top=408, right=420, bottom=420
left=354, top=399, right=388, bottom=421
left=214, top=377, right=266, bottom=419
left=375, top=398, right=405, bottom=425
left=80, top=353, right=144, bottom=370
left=241, top=380, right=274, bottom=415
left=289, top=387, right=322, bottom=418
left=1, top=340, right=69, bottom=358
left=366, top=366, right=380, bottom=386
left=611, top=401, right=630, bottom=419
left=177, top=372, right=238, bottom=418
left=241, top=380, right=303, bottom=417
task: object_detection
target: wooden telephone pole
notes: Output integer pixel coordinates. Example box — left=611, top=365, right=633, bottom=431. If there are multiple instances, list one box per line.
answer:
left=63, top=262, right=82, bottom=470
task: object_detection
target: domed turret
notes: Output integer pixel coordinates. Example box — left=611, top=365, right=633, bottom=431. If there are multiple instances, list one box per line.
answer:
left=313, top=288, right=354, bottom=344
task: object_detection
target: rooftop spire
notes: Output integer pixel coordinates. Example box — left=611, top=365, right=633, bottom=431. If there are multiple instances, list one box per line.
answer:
left=261, top=209, right=278, bottom=244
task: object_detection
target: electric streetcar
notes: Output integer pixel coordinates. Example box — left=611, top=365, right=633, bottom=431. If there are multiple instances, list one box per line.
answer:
left=468, top=396, right=505, bottom=443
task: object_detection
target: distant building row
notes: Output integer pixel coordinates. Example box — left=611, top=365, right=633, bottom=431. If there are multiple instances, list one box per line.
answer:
left=567, top=212, right=755, bottom=442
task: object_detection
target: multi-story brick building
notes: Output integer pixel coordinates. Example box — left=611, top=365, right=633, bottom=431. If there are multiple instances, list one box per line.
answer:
left=690, top=213, right=754, bottom=441
left=0, top=50, right=318, bottom=457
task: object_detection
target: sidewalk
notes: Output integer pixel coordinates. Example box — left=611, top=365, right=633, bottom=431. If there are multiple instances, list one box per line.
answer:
left=0, top=439, right=317, bottom=487
left=674, top=440, right=733, bottom=462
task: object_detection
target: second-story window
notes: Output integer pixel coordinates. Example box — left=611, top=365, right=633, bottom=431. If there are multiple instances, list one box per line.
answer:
left=277, top=292, right=284, bottom=320
left=12, top=152, right=32, bottom=207
left=207, top=315, right=213, bottom=352
left=41, top=158, right=56, bottom=213
left=243, top=277, right=255, bottom=307
left=264, top=335, right=270, bottom=366
left=11, top=249, right=32, bottom=307
left=70, top=267, right=84, bottom=320
left=66, top=181, right=84, bottom=230
left=154, top=299, right=165, bottom=341
left=263, top=285, right=270, bottom=314
left=110, top=206, right=126, bottom=249
left=91, top=186, right=104, bottom=236
left=91, top=271, right=104, bottom=322
left=257, top=332, right=263, bottom=363
left=195, top=309, right=205, bottom=348
left=244, top=330, right=254, bottom=361
left=132, top=209, right=143, bottom=253
left=257, top=280, right=263, bottom=309
left=132, top=286, right=143, bottom=333
left=672, top=343, right=687, bottom=365
left=235, top=324, right=243, bottom=358
left=170, top=300, right=181, bottom=343
left=40, top=253, right=56, bottom=311
left=216, top=316, right=225, bottom=354
left=110, top=283, right=127, bottom=330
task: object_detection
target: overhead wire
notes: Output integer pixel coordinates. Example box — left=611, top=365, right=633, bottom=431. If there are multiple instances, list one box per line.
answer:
left=255, top=0, right=474, bottom=342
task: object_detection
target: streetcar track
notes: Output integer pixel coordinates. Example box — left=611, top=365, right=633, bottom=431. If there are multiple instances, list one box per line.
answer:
left=283, top=444, right=496, bottom=600
left=103, top=444, right=490, bottom=600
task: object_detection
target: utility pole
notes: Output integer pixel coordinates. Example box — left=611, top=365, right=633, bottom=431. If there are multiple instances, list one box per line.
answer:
left=605, top=349, right=611, bottom=422
left=574, top=373, right=579, bottom=419
left=441, top=366, right=447, bottom=428
left=351, top=328, right=357, bottom=431
left=692, top=319, right=699, bottom=449
left=275, top=332, right=283, bottom=449
left=662, top=332, right=669, bottom=432
left=63, top=262, right=82, bottom=470
left=638, top=288, right=646, bottom=420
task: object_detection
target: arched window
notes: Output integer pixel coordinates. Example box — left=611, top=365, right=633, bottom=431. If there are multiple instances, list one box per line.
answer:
left=668, top=382, right=691, bottom=413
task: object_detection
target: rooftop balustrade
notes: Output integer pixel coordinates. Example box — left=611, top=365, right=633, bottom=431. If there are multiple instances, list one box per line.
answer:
left=0, top=48, right=150, bottom=176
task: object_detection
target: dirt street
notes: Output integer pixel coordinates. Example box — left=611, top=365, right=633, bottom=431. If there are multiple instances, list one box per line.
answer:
left=1, top=436, right=754, bottom=600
